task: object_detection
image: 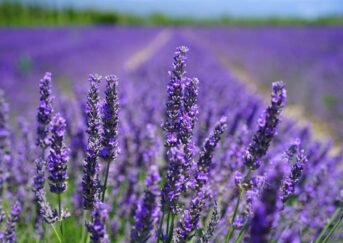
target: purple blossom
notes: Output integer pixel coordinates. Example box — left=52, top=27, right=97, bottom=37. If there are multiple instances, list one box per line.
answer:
left=281, top=149, right=308, bottom=203
left=82, top=74, right=102, bottom=210
left=161, top=147, right=186, bottom=213
left=163, top=46, right=189, bottom=147
left=131, top=165, right=161, bottom=242
left=195, top=117, right=227, bottom=189
left=175, top=188, right=209, bottom=242
left=244, top=81, right=287, bottom=170
left=100, top=75, right=119, bottom=202
left=36, top=72, right=54, bottom=149
left=0, top=90, right=10, bottom=156
left=86, top=201, right=109, bottom=243
left=3, top=201, right=21, bottom=243
left=161, top=46, right=191, bottom=213
left=100, top=75, right=119, bottom=161
left=48, top=113, right=69, bottom=194
left=250, top=164, right=286, bottom=242
left=201, top=200, right=219, bottom=243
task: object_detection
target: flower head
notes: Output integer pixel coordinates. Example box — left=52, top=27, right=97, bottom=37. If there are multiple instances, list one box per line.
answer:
left=48, top=113, right=69, bottom=194
left=86, top=201, right=109, bottom=243
left=244, top=81, right=287, bottom=170
left=37, top=72, right=54, bottom=149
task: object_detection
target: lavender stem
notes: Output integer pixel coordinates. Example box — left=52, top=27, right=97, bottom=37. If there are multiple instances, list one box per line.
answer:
left=58, top=194, right=63, bottom=236
left=225, top=190, right=243, bottom=242
left=51, top=224, right=63, bottom=243
left=101, top=158, right=111, bottom=202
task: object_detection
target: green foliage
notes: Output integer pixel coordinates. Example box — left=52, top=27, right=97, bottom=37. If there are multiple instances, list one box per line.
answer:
left=1, top=1, right=343, bottom=26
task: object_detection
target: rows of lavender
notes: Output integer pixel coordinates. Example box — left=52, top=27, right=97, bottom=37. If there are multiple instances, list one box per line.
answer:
left=0, top=29, right=342, bottom=242
left=190, top=27, right=343, bottom=139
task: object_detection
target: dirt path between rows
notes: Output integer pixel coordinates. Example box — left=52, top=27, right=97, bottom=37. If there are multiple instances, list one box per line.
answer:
left=124, top=29, right=172, bottom=72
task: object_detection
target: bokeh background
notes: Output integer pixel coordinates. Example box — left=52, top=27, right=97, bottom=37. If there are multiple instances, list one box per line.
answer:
left=1, top=0, right=343, bottom=141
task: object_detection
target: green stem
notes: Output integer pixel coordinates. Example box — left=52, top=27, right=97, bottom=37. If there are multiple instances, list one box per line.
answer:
left=167, top=214, right=175, bottom=243
left=57, top=193, right=64, bottom=236
left=225, top=191, right=243, bottom=243
left=80, top=211, right=87, bottom=243
left=157, top=211, right=165, bottom=242
left=234, top=224, right=247, bottom=243
left=51, top=224, right=63, bottom=243
left=101, top=158, right=112, bottom=202
left=166, top=212, right=171, bottom=240
left=322, top=211, right=343, bottom=243
left=315, top=207, right=341, bottom=243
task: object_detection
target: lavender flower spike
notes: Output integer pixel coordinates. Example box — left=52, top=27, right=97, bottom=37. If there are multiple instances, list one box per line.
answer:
left=48, top=113, right=69, bottom=194
left=37, top=72, right=54, bottom=149
left=163, top=46, right=189, bottom=148
left=86, top=201, right=109, bottom=243
left=281, top=149, right=308, bottom=203
left=250, top=163, right=286, bottom=242
left=195, top=117, right=227, bottom=190
left=181, top=77, right=199, bottom=189
left=244, top=81, right=287, bottom=170
left=161, top=46, right=190, bottom=213
left=4, top=201, right=21, bottom=243
left=174, top=188, right=209, bottom=242
left=131, top=165, right=161, bottom=242
left=82, top=74, right=102, bottom=210
left=0, top=90, right=11, bottom=157
left=100, top=75, right=119, bottom=201
left=201, top=201, right=219, bottom=243
left=161, top=147, right=186, bottom=213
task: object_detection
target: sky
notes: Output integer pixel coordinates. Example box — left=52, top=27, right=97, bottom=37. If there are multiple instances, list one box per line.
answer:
left=26, top=0, right=343, bottom=18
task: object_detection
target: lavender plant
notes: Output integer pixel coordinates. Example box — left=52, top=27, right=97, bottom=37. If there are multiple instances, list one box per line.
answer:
left=100, top=75, right=119, bottom=202
left=82, top=74, right=102, bottom=210
left=0, top=39, right=341, bottom=243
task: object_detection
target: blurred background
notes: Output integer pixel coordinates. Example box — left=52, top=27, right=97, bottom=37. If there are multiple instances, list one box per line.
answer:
left=0, top=0, right=343, bottom=141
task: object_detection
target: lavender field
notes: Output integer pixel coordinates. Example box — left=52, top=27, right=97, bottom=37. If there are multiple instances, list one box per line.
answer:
left=0, top=27, right=342, bottom=242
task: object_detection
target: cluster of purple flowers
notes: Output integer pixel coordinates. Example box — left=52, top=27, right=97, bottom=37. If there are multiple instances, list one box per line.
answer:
left=0, top=44, right=341, bottom=243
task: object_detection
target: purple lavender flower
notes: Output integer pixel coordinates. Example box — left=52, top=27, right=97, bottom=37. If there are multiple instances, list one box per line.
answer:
left=0, top=90, right=10, bottom=198
left=36, top=72, right=54, bottom=149
left=33, top=159, right=59, bottom=224
left=3, top=201, right=21, bottom=243
left=174, top=188, right=209, bottom=242
left=163, top=46, right=189, bottom=148
left=0, top=90, right=10, bottom=156
left=182, top=77, right=199, bottom=141
left=131, top=165, right=161, bottom=242
left=100, top=75, right=119, bottom=201
left=244, top=81, right=287, bottom=170
left=161, top=147, right=186, bottom=213
left=48, top=113, right=69, bottom=194
left=180, top=77, right=199, bottom=190
left=86, top=200, right=109, bottom=243
left=201, top=200, right=219, bottom=243
left=195, top=117, right=227, bottom=189
left=161, top=46, right=190, bottom=213
left=281, top=149, right=308, bottom=203
left=250, top=164, right=286, bottom=242
left=82, top=74, right=102, bottom=210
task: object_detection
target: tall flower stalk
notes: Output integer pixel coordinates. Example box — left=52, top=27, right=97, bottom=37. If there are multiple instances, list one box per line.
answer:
left=3, top=201, right=21, bottom=243
left=244, top=81, right=287, bottom=170
left=82, top=74, right=102, bottom=210
left=225, top=81, right=287, bottom=242
left=34, top=72, right=54, bottom=237
left=131, top=165, right=161, bottom=242
left=100, top=75, right=119, bottom=202
left=160, top=46, right=197, bottom=242
left=250, top=164, right=285, bottom=242
left=48, top=113, right=70, bottom=234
